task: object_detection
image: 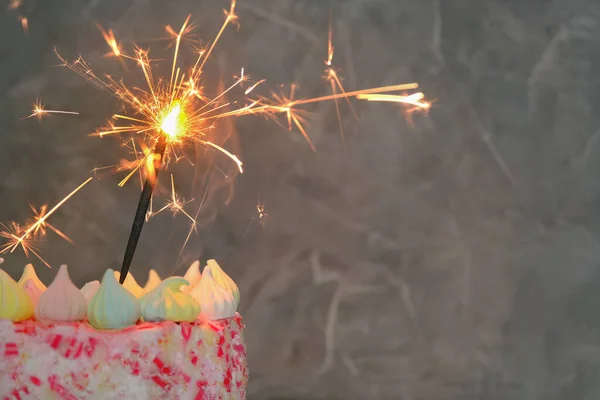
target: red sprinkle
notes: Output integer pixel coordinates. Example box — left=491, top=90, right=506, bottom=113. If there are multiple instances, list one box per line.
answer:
left=4, top=342, right=19, bottom=357
left=181, top=323, right=192, bottom=343
left=48, top=375, right=78, bottom=400
left=223, top=368, right=232, bottom=392
left=49, top=334, right=63, bottom=349
left=29, top=376, right=41, bottom=387
left=233, top=344, right=245, bottom=354
left=190, top=352, right=199, bottom=366
left=151, top=375, right=169, bottom=390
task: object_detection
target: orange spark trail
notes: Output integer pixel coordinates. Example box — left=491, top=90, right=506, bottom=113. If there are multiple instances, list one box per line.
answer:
left=25, top=101, right=79, bottom=121
left=97, top=24, right=122, bottom=57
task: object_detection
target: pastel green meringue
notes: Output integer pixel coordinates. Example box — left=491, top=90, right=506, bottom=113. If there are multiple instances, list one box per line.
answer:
left=0, top=269, right=34, bottom=322
left=18, top=263, right=47, bottom=292
left=88, top=269, right=141, bottom=330
left=143, top=269, right=162, bottom=293
left=190, top=266, right=237, bottom=320
left=205, top=259, right=240, bottom=306
left=140, top=277, right=200, bottom=322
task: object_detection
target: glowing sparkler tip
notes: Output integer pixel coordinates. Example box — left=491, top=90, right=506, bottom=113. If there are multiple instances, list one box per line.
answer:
left=159, top=102, right=187, bottom=140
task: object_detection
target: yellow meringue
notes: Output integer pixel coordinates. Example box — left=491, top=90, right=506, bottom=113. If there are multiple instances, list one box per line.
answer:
left=35, top=265, right=87, bottom=323
left=18, top=263, right=47, bottom=292
left=80, top=281, right=100, bottom=302
left=140, top=277, right=200, bottom=322
left=88, top=269, right=141, bottom=330
left=182, top=261, right=201, bottom=292
left=190, top=267, right=236, bottom=320
left=205, top=259, right=240, bottom=306
left=23, top=279, right=43, bottom=308
left=143, top=269, right=162, bottom=293
left=0, top=269, right=34, bottom=322
left=113, top=270, right=145, bottom=298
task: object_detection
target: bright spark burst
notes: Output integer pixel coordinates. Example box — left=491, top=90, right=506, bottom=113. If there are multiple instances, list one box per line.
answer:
left=0, top=178, right=93, bottom=267
left=25, top=100, right=80, bottom=121
left=3, top=0, right=429, bottom=263
left=256, top=203, right=268, bottom=226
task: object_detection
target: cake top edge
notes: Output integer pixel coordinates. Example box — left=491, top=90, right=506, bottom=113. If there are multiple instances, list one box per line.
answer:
left=0, top=259, right=240, bottom=330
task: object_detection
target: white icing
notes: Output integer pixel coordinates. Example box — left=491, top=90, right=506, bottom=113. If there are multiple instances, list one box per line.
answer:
left=35, top=265, right=87, bottom=322
left=80, top=281, right=100, bottom=302
left=190, top=267, right=237, bottom=320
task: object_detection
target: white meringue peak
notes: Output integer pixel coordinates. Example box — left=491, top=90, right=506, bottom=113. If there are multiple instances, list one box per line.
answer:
left=182, top=261, right=202, bottom=292
left=80, top=281, right=100, bottom=302
left=190, top=266, right=236, bottom=320
left=205, top=259, right=240, bottom=307
left=35, top=265, right=87, bottom=323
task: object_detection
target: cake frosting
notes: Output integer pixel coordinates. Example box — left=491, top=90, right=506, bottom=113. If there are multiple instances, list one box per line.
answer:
left=35, top=265, right=87, bottom=323
left=190, top=265, right=237, bottom=320
left=22, top=279, right=43, bottom=308
left=0, top=269, right=34, bottom=322
left=88, top=269, right=142, bottom=330
left=0, top=260, right=247, bottom=399
left=141, top=277, right=200, bottom=322
left=0, top=316, right=247, bottom=399
left=206, top=259, right=240, bottom=307
left=114, top=270, right=146, bottom=298
left=143, top=269, right=162, bottom=293
left=80, top=280, right=100, bottom=302
left=182, top=261, right=202, bottom=292
left=18, top=263, right=47, bottom=292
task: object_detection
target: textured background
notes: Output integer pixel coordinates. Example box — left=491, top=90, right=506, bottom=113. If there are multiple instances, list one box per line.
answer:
left=2, top=0, right=600, bottom=399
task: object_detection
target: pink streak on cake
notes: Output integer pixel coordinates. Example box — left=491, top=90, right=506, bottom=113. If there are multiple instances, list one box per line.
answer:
left=0, top=315, right=248, bottom=399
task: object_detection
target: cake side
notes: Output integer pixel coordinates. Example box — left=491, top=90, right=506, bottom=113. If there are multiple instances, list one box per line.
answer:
left=0, top=315, right=248, bottom=400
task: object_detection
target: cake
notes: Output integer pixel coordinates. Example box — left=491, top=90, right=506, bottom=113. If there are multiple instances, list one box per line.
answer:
left=0, top=260, right=248, bottom=399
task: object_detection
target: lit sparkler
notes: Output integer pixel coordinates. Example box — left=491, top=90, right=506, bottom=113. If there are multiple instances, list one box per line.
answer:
left=2, top=0, right=429, bottom=275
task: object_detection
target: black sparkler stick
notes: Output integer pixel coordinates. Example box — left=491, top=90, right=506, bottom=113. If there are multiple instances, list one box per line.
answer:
left=119, top=136, right=168, bottom=284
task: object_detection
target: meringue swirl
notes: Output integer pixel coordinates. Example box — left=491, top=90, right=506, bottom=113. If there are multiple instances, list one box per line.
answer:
left=205, top=259, right=240, bottom=306
left=88, top=269, right=141, bottom=330
left=0, top=268, right=34, bottom=322
left=35, top=265, right=87, bottom=323
left=190, top=266, right=236, bottom=320
left=140, top=277, right=200, bottom=322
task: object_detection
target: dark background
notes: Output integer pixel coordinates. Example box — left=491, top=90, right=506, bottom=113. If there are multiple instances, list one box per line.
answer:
left=2, top=0, right=600, bottom=399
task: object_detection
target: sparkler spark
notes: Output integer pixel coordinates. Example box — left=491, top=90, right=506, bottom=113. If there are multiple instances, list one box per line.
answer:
left=256, top=203, right=268, bottom=226
left=0, top=177, right=93, bottom=267
left=97, top=24, right=122, bottom=58
left=3, top=0, right=429, bottom=268
left=25, top=100, right=80, bottom=121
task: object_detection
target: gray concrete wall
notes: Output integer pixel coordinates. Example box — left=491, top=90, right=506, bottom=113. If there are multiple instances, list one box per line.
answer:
left=2, top=0, right=600, bottom=398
